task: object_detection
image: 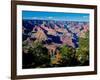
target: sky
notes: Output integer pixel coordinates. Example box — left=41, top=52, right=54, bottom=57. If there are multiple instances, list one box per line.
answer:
left=22, top=11, right=89, bottom=22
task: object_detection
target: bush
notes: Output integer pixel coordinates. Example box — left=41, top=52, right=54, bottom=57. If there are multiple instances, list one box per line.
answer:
left=23, top=42, right=50, bottom=68
left=59, top=45, right=76, bottom=66
left=76, top=31, right=89, bottom=65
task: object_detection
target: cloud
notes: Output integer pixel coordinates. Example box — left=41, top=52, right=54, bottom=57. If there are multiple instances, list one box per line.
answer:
left=32, top=17, right=38, bottom=19
left=48, top=16, right=53, bottom=19
left=83, top=16, right=89, bottom=18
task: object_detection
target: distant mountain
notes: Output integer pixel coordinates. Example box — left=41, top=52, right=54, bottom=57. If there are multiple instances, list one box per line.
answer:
left=22, top=19, right=89, bottom=48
